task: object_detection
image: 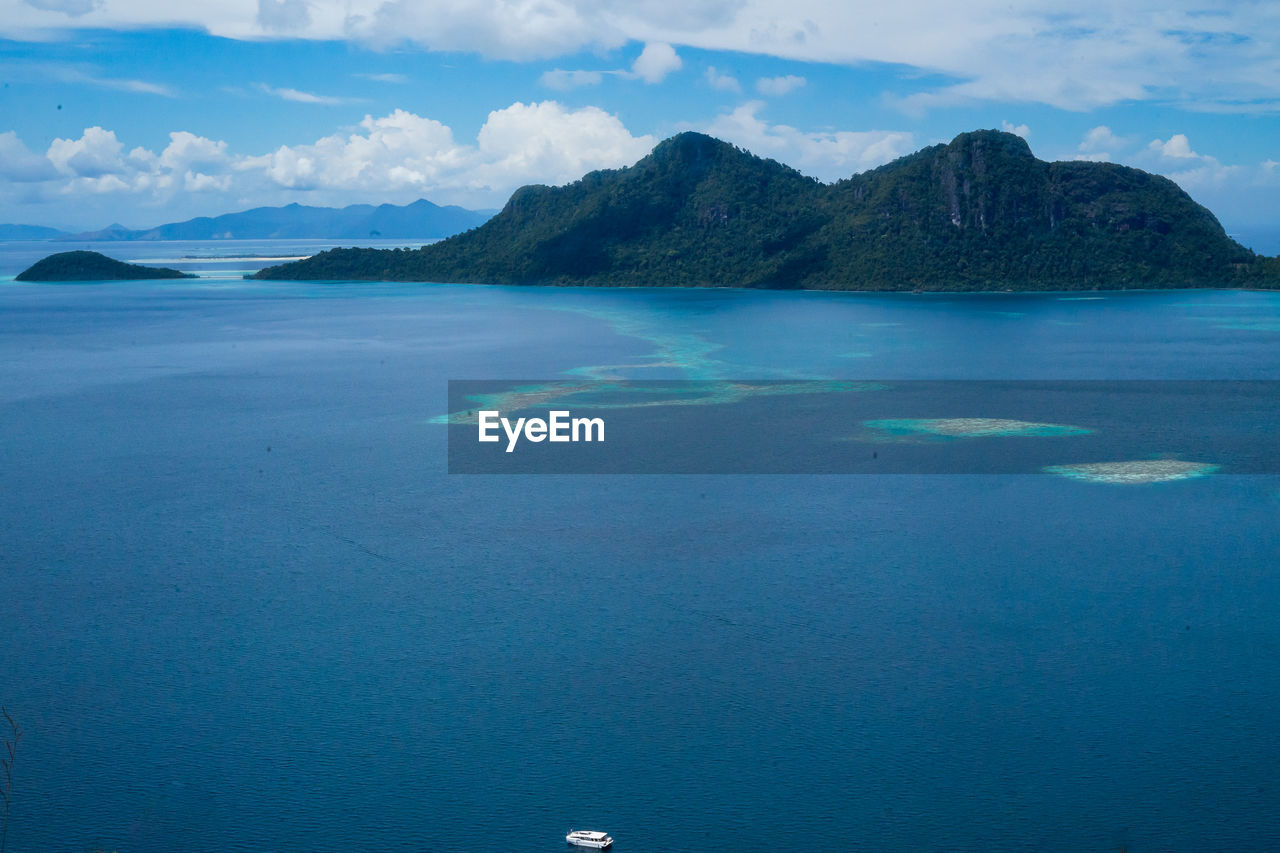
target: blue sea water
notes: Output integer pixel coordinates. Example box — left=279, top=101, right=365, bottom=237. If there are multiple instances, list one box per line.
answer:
left=1, top=242, right=1279, bottom=852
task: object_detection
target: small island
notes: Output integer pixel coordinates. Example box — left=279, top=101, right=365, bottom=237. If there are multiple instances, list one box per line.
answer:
left=14, top=251, right=196, bottom=282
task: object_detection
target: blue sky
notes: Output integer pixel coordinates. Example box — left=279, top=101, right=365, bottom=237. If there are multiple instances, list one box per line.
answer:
left=1, top=0, right=1277, bottom=246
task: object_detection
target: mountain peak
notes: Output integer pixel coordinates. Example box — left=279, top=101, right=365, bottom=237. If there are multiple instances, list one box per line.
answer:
left=633, top=131, right=804, bottom=188
left=945, top=129, right=1035, bottom=160
left=255, top=129, right=1276, bottom=290
left=649, top=131, right=737, bottom=162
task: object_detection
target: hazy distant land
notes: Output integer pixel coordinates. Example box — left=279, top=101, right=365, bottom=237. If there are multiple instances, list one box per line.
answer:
left=1, top=198, right=492, bottom=243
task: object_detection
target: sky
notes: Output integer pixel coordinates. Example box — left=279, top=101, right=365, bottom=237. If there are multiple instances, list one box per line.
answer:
left=1, top=0, right=1278, bottom=247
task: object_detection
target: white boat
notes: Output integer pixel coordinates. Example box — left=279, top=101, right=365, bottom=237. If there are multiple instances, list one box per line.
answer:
left=566, top=829, right=613, bottom=848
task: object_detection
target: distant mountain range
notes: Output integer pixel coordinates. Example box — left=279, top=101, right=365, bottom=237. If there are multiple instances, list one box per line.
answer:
left=254, top=130, right=1279, bottom=290
left=0, top=224, right=68, bottom=240
left=0, top=199, right=493, bottom=242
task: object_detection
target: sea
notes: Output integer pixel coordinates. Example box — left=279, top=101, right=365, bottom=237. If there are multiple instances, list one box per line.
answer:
left=1, top=240, right=1279, bottom=852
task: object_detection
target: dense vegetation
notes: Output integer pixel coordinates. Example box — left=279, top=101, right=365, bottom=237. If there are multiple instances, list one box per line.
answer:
left=253, top=130, right=1278, bottom=290
left=15, top=251, right=195, bottom=281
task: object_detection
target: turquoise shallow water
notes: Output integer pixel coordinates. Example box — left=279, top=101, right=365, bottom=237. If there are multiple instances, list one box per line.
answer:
left=1, top=249, right=1280, bottom=852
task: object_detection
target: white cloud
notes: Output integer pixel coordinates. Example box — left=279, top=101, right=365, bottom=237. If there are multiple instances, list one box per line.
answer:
left=354, top=72, right=408, bottom=84
left=103, top=77, right=173, bottom=96
left=539, top=68, right=605, bottom=90
left=702, top=101, right=914, bottom=181
left=1073, top=125, right=1126, bottom=161
left=160, top=131, right=229, bottom=172
left=474, top=101, right=656, bottom=188
left=1080, top=125, right=1121, bottom=152
left=46, top=126, right=126, bottom=178
left=340, top=0, right=617, bottom=60
left=1148, top=133, right=1198, bottom=159
left=756, top=75, right=805, bottom=96
left=236, top=108, right=463, bottom=191
left=256, top=0, right=310, bottom=32
left=1135, top=133, right=1240, bottom=196
left=26, top=64, right=177, bottom=97
left=7, top=2, right=1280, bottom=111
left=0, top=131, right=59, bottom=181
left=254, top=83, right=355, bottom=104
left=541, top=41, right=682, bottom=89
left=1001, top=120, right=1029, bottom=139
left=704, top=66, right=740, bottom=92
left=231, top=101, right=654, bottom=204
left=21, top=0, right=100, bottom=16
left=630, top=42, right=682, bottom=84
left=184, top=170, right=232, bottom=192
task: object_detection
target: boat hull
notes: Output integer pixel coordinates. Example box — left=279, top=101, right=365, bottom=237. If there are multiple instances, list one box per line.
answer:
left=566, top=832, right=613, bottom=848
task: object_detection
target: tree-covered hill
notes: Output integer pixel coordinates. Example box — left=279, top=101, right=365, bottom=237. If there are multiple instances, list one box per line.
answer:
left=15, top=251, right=195, bottom=281
left=252, top=130, right=1278, bottom=291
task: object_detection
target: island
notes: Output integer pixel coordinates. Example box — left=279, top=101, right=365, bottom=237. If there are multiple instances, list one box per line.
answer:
left=15, top=251, right=196, bottom=282
left=252, top=129, right=1279, bottom=291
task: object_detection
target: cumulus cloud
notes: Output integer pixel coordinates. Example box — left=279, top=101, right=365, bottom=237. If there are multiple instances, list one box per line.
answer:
left=539, top=68, right=605, bottom=90
left=539, top=41, right=682, bottom=90
left=1148, top=133, right=1198, bottom=159
left=184, top=170, right=232, bottom=192
left=1073, top=125, right=1127, bottom=161
left=1137, top=133, right=1238, bottom=191
left=630, top=42, right=682, bottom=83
left=756, top=75, right=805, bottom=96
left=0, top=101, right=657, bottom=225
left=1001, top=120, right=1029, bottom=139
left=160, top=131, right=230, bottom=172
left=1080, top=125, right=1122, bottom=151
left=46, top=126, right=126, bottom=178
left=474, top=101, right=656, bottom=187
left=0, top=131, right=59, bottom=181
left=702, top=101, right=915, bottom=181
left=233, top=101, right=654, bottom=203
left=704, top=66, right=740, bottom=92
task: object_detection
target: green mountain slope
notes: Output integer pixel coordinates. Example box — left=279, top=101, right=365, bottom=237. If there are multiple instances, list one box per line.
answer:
left=253, top=130, right=1278, bottom=290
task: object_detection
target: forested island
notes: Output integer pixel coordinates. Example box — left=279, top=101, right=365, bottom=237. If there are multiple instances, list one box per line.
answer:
left=15, top=251, right=195, bottom=281
left=252, top=130, right=1279, bottom=290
